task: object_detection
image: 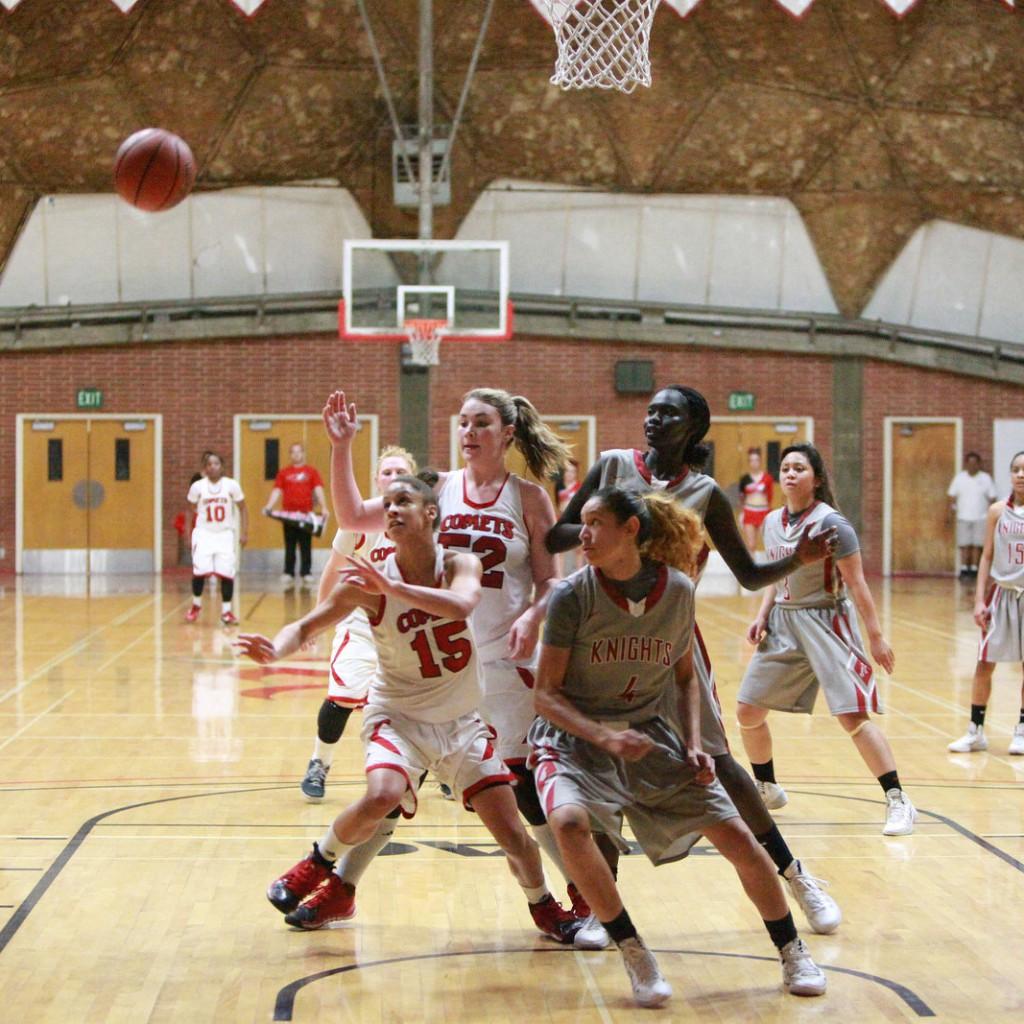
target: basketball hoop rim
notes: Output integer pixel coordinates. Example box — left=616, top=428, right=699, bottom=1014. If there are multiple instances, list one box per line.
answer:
left=337, top=299, right=515, bottom=343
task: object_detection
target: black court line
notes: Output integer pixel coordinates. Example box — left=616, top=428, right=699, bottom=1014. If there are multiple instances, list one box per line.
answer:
left=244, top=592, right=268, bottom=619
left=15, top=836, right=67, bottom=841
left=791, top=790, right=1024, bottom=876
left=0, top=784, right=289, bottom=956
left=271, top=947, right=935, bottom=1021
left=0, top=867, right=43, bottom=872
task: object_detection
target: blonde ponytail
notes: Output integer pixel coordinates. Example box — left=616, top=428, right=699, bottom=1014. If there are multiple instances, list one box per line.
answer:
left=638, top=492, right=703, bottom=578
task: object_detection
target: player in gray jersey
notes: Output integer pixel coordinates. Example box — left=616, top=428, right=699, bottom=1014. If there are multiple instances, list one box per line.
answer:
left=547, top=385, right=841, bottom=936
left=736, top=445, right=915, bottom=836
left=532, top=486, right=827, bottom=1007
left=948, top=450, right=1024, bottom=756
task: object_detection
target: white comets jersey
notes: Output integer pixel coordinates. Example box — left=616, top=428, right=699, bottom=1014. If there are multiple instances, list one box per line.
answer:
left=437, top=470, right=533, bottom=663
left=763, top=501, right=858, bottom=607
left=331, top=529, right=395, bottom=643
left=551, top=564, right=695, bottom=722
left=990, top=498, right=1024, bottom=587
left=188, top=476, right=244, bottom=534
left=367, top=549, right=482, bottom=723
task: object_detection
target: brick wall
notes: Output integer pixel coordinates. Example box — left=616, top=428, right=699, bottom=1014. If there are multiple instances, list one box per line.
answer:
left=2, top=332, right=1021, bottom=574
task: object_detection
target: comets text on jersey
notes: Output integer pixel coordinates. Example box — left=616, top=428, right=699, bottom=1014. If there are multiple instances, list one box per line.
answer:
left=439, top=512, right=514, bottom=539
left=590, top=635, right=673, bottom=666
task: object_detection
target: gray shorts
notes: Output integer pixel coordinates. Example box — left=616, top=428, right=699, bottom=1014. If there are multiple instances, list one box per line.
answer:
left=957, top=519, right=986, bottom=548
left=979, top=585, right=1024, bottom=663
left=738, top=601, right=883, bottom=717
left=527, top=715, right=738, bottom=865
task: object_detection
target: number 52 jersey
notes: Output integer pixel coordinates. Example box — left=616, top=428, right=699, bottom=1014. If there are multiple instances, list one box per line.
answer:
left=366, top=548, right=483, bottom=723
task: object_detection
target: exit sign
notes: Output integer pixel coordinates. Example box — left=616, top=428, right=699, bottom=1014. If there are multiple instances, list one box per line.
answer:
left=728, top=391, right=755, bottom=412
left=77, top=388, right=103, bottom=409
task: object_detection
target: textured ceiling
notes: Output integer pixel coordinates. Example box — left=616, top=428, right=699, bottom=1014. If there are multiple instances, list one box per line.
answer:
left=0, top=0, right=1022, bottom=315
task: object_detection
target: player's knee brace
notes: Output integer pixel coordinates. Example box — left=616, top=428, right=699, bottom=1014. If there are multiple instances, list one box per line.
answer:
left=317, top=699, right=352, bottom=744
left=509, top=764, right=547, bottom=826
left=847, top=719, right=870, bottom=737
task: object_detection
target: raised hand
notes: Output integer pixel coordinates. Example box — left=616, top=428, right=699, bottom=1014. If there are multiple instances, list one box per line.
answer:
left=322, top=390, right=359, bottom=447
left=234, top=633, right=277, bottom=664
left=794, top=524, right=838, bottom=565
left=339, top=554, right=391, bottom=596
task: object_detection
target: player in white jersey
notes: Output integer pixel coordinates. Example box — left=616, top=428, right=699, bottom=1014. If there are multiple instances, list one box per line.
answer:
left=238, top=476, right=581, bottom=941
left=185, top=452, right=247, bottom=626
left=534, top=486, right=826, bottom=1007
left=547, top=385, right=841, bottom=936
left=948, top=450, right=1024, bottom=756
left=322, top=387, right=595, bottom=942
left=298, top=446, right=416, bottom=803
left=736, top=444, right=915, bottom=836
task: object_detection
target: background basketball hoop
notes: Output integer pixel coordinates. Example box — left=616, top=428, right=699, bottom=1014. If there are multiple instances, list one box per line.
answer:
left=542, top=0, right=659, bottom=94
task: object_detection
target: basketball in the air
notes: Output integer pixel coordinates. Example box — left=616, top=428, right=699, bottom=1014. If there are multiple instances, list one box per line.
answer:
left=113, top=128, right=196, bottom=212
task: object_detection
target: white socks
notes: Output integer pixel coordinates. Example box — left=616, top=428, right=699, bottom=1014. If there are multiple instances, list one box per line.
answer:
left=337, top=817, right=395, bottom=886
left=312, top=739, right=336, bottom=769
left=318, top=825, right=354, bottom=864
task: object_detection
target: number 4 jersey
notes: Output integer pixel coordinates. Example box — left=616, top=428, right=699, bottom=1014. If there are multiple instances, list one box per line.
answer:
left=366, top=547, right=483, bottom=723
left=436, top=470, right=533, bottom=664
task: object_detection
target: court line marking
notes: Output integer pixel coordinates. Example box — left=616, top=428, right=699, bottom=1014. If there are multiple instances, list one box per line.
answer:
left=0, top=693, right=74, bottom=754
left=270, top=948, right=935, bottom=1020
left=0, top=597, right=159, bottom=704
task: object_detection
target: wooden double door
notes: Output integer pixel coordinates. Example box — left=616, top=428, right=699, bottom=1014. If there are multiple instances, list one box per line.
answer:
left=235, top=415, right=376, bottom=572
left=19, top=415, right=159, bottom=573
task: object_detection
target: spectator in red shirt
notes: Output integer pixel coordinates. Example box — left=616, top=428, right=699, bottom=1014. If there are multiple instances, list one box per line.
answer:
left=263, top=443, right=326, bottom=589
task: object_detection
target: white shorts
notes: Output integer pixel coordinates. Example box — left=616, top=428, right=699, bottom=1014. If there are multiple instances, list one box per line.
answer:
left=191, top=531, right=236, bottom=579
left=479, top=657, right=537, bottom=766
left=979, top=585, right=1024, bottom=663
left=326, top=626, right=376, bottom=708
left=957, top=519, right=987, bottom=548
left=361, top=706, right=514, bottom=819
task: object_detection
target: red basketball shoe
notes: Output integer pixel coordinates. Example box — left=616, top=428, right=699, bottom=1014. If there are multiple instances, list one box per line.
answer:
left=285, top=875, right=356, bottom=930
left=529, top=894, right=584, bottom=944
left=267, top=848, right=333, bottom=914
left=220, top=611, right=238, bottom=626
left=184, top=604, right=201, bottom=623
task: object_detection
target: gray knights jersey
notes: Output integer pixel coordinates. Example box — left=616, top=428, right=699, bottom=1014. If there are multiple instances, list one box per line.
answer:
left=990, top=497, right=1024, bottom=587
left=598, top=449, right=716, bottom=523
left=543, top=564, right=695, bottom=722
left=763, top=501, right=859, bottom=608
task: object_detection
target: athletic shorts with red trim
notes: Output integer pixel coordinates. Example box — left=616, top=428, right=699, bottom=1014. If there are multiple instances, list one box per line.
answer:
left=741, top=507, right=771, bottom=528
left=478, top=656, right=537, bottom=766
left=361, top=705, right=515, bottom=818
left=978, top=583, right=1024, bottom=663
left=191, top=531, right=236, bottom=579
left=737, top=598, right=881, bottom=716
left=528, top=715, right=738, bottom=866
left=326, top=624, right=375, bottom=708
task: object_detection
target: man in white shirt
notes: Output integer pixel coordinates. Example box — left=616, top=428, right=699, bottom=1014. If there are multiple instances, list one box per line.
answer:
left=947, top=453, right=997, bottom=578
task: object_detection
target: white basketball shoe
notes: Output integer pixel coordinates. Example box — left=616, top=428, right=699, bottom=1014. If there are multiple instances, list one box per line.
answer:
left=619, top=936, right=672, bottom=1008
left=783, top=860, right=841, bottom=934
left=1009, top=723, right=1024, bottom=755
left=779, top=938, right=827, bottom=996
left=882, top=788, right=916, bottom=836
left=756, top=780, right=789, bottom=810
left=947, top=722, right=987, bottom=752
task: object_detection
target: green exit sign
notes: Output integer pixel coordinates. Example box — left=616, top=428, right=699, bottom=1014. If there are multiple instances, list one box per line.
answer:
left=77, top=388, right=103, bottom=409
left=728, top=391, right=755, bottom=412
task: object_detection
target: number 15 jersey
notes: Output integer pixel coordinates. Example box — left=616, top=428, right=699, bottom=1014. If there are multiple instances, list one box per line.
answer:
left=367, top=548, right=483, bottom=724
left=437, top=470, right=533, bottom=663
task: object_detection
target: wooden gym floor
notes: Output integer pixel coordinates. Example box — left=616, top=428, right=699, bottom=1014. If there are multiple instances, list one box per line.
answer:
left=0, top=574, right=1021, bottom=1023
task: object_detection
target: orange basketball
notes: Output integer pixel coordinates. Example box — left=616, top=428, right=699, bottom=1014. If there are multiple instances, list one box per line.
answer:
left=113, top=128, right=196, bottom=213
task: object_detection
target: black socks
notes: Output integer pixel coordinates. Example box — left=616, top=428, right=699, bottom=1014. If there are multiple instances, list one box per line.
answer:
left=752, top=760, right=777, bottom=784
left=878, top=770, right=901, bottom=794
left=601, top=908, right=638, bottom=945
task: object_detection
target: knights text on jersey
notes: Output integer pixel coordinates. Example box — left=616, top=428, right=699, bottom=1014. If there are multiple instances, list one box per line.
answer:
left=366, top=549, right=482, bottom=723
left=437, top=470, right=534, bottom=663
left=544, top=564, right=694, bottom=722
left=188, top=476, right=244, bottom=535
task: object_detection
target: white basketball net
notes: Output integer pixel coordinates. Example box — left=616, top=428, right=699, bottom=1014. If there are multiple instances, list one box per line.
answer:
left=545, top=0, right=659, bottom=94
left=404, top=318, right=447, bottom=366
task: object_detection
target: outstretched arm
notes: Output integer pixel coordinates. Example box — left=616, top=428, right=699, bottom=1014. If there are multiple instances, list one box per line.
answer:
left=703, top=486, right=836, bottom=589
left=322, top=390, right=386, bottom=532
left=545, top=460, right=605, bottom=553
